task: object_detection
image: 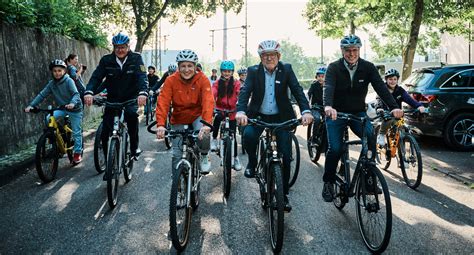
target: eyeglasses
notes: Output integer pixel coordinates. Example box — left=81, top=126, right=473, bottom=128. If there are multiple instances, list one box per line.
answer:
left=261, top=52, right=278, bottom=59
left=114, top=45, right=128, bottom=51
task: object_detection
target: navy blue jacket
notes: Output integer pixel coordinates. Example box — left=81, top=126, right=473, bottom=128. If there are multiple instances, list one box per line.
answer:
left=323, top=58, right=398, bottom=113
left=85, top=51, right=148, bottom=102
left=376, top=84, right=422, bottom=111
left=237, top=61, right=310, bottom=121
left=307, top=80, right=323, bottom=106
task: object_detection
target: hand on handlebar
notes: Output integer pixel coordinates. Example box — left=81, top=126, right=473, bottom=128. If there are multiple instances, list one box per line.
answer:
left=198, top=126, right=211, bottom=140
left=391, top=109, right=404, bottom=119
left=65, top=103, right=75, bottom=110
left=301, top=112, right=313, bottom=126
left=137, top=95, right=147, bottom=107
left=417, top=106, right=426, bottom=113
left=24, top=106, right=33, bottom=112
left=156, top=126, right=166, bottom=139
left=325, top=106, right=337, bottom=120
left=236, top=112, right=248, bottom=126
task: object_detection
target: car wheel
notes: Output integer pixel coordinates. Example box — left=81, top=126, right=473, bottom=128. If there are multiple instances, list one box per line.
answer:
left=444, top=113, right=474, bottom=151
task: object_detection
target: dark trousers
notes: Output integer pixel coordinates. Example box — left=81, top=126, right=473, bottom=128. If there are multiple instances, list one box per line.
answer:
left=101, top=104, right=139, bottom=154
left=243, top=114, right=291, bottom=195
left=213, top=114, right=238, bottom=156
left=323, top=112, right=375, bottom=183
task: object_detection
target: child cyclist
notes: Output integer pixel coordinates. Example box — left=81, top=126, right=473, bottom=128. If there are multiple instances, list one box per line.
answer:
left=307, top=66, right=326, bottom=142
left=24, top=59, right=83, bottom=164
left=211, top=60, right=242, bottom=171
left=376, top=68, right=425, bottom=146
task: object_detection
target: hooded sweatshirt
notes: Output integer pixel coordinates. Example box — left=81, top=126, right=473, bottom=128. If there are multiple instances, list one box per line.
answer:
left=29, top=74, right=82, bottom=111
left=156, top=71, right=214, bottom=126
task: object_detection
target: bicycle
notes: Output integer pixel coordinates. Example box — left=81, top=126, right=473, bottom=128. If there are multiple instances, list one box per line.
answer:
left=103, top=99, right=136, bottom=209
left=145, top=92, right=156, bottom=126
left=331, top=112, right=392, bottom=253
left=28, top=105, right=80, bottom=183
left=374, top=109, right=423, bottom=189
left=307, top=105, right=327, bottom=164
left=93, top=96, right=107, bottom=173
left=164, top=108, right=172, bottom=149
left=247, top=117, right=301, bottom=253
left=288, top=132, right=300, bottom=188
left=213, top=109, right=236, bottom=198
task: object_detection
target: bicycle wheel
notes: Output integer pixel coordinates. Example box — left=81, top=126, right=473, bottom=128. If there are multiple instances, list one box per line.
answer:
left=169, top=164, right=192, bottom=251
left=123, top=132, right=134, bottom=183
left=223, top=136, right=232, bottom=198
left=288, top=132, right=300, bottom=188
left=145, top=99, right=151, bottom=126
left=333, top=149, right=350, bottom=210
left=375, top=126, right=391, bottom=170
left=398, top=134, right=423, bottom=189
left=355, top=166, right=392, bottom=253
left=268, top=163, right=285, bottom=253
left=93, top=122, right=106, bottom=173
left=35, top=132, right=59, bottom=183
left=106, top=138, right=120, bottom=209
left=164, top=114, right=172, bottom=149
left=240, top=126, right=246, bottom=154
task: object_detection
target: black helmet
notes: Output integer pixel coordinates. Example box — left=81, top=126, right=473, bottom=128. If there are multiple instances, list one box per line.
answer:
left=49, top=59, right=67, bottom=70
left=148, top=65, right=156, bottom=70
left=384, top=68, right=400, bottom=79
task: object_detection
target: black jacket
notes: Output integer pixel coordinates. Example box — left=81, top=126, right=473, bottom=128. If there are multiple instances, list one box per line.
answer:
left=85, top=51, right=148, bottom=102
left=237, top=61, right=310, bottom=121
left=307, top=80, right=323, bottom=106
left=151, top=71, right=170, bottom=92
left=147, top=74, right=159, bottom=90
left=323, top=58, right=398, bottom=113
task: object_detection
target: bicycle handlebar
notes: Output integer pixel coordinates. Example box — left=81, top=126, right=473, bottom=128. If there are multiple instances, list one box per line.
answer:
left=146, top=119, right=213, bottom=135
left=247, top=118, right=301, bottom=130
left=28, top=105, right=67, bottom=114
left=105, top=98, right=137, bottom=109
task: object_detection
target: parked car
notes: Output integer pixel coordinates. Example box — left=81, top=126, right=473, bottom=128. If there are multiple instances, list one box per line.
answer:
left=402, top=64, right=474, bottom=151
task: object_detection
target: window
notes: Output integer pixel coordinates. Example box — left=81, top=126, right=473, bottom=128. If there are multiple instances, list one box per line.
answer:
left=442, top=70, right=474, bottom=88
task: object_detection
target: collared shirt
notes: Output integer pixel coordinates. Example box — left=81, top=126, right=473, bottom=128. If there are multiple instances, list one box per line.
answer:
left=344, top=59, right=358, bottom=81
left=259, top=66, right=279, bottom=114
left=116, top=56, right=128, bottom=70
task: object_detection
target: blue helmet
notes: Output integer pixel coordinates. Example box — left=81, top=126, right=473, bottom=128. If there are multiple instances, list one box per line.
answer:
left=340, top=34, right=362, bottom=48
left=384, top=68, right=400, bottom=79
left=168, top=63, right=177, bottom=73
left=316, top=66, right=327, bottom=75
left=237, top=67, right=247, bottom=75
left=220, top=60, right=235, bottom=71
left=112, top=32, right=130, bottom=45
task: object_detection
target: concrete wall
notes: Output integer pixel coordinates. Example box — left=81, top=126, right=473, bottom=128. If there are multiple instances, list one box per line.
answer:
left=0, top=22, right=109, bottom=156
left=440, top=33, right=473, bottom=64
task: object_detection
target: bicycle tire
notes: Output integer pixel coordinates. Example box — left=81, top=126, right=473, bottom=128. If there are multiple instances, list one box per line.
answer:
left=268, top=163, right=285, bottom=253
left=35, top=132, right=59, bottom=183
left=307, top=123, right=326, bottom=164
left=164, top=114, right=172, bottom=149
left=93, top=122, right=106, bottom=173
left=106, top=138, right=120, bottom=209
left=223, top=136, right=232, bottom=198
left=356, top=166, right=392, bottom=253
left=145, top=99, right=151, bottom=126
left=123, top=132, right=134, bottom=183
left=288, top=132, right=300, bottom=188
left=257, top=139, right=267, bottom=209
left=398, top=134, right=423, bottom=189
left=169, top=164, right=192, bottom=251
left=375, top=125, right=391, bottom=170
left=333, top=148, right=350, bottom=210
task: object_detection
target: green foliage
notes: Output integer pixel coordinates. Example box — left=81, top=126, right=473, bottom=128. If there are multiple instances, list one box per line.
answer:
left=0, top=0, right=108, bottom=47
left=279, top=39, right=324, bottom=80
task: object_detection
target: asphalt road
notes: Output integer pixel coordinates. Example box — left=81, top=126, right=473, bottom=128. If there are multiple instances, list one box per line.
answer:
left=0, top=119, right=473, bottom=254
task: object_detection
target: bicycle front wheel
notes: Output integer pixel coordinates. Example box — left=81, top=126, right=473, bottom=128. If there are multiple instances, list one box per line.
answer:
left=123, top=132, right=134, bottom=183
left=169, top=165, right=192, bottom=251
left=375, top=126, right=391, bottom=170
left=106, top=138, right=120, bottom=209
left=268, top=163, right=285, bottom=253
left=164, top=114, right=172, bottom=149
left=93, top=122, right=106, bottom=173
left=356, top=166, right=392, bottom=253
left=288, top=132, right=300, bottom=188
left=398, top=134, right=423, bottom=189
left=223, top=136, right=232, bottom=198
left=35, top=132, right=59, bottom=183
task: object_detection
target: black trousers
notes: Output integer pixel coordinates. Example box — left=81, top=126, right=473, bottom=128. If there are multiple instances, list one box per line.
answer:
left=101, top=104, right=139, bottom=154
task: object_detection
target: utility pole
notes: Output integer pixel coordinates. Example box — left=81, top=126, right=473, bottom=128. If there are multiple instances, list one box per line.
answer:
left=244, top=0, right=248, bottom=66
left=154, top=23, right=158, bottom=68
left=223, top=9, right=228, bottom=60
left=158, top=20, right=162, bottom=73
left=320, top=20, right=324, bottom=64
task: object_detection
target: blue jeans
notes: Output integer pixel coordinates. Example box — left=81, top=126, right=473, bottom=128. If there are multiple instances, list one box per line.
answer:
left=323, top=112, right=375, bottom=183
left=49, top=110, right=83, bottom=153
left=243, top=123, right=291, bottom=195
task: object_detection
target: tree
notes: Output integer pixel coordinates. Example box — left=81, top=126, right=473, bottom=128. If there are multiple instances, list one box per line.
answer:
left=304, top=0, right=473, bottom=80
left=279, top=39, right=321, bottom=80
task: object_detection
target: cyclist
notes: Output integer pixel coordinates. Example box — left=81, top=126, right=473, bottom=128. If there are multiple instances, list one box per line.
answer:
left=210, top=60, right=242, bottom=170
left=375, top=68, right=425, bottom=146
left=209, top=68, right=218, bottom=84
left=307, top=66, right=326, bottom=142
left=237, top=67, right=247, bottom=85
left=83, top=32, right=148, bottom=166
left=150, top=63, right=177, bottom=95
left=65, top=54, right=86, bottom=105
left=236, top=39, right=313, bottom=211
left=146, top=65, right=159, bottom=114
left=322, top=34, right=403, bottom=202
left=155, top=49, right=214, bottom=174
left=24, top=59, right=84, bottom=164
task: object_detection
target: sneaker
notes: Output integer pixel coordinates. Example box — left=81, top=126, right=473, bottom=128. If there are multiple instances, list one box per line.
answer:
left=73, top=153, right=82, bottom=164
left=233, top=157, right=242, bottom=171
left=210, top=139, right=218, bottom=152
left=244, top=167, right=256, bottom=178
left=322, top=182, right=335, bottom=202
left=131, top=148, right=142, bottom=161
left=377, top=134, right=386, bottom=146
left=200, top=154, right=211, bottom=174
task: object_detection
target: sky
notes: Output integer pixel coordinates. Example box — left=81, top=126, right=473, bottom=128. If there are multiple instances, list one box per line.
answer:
left=141, top=0, right=352, bottom=63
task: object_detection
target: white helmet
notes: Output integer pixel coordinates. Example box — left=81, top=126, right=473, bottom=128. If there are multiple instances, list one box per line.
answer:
left=257, top=40, right=281, bottom=55
left=176, top=49, right=198, bottom=63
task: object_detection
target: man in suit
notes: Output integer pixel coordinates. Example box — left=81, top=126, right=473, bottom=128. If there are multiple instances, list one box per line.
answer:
left=236, top=40, right=313, bottom=211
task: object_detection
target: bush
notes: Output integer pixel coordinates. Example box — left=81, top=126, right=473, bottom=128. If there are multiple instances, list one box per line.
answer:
left=0, top=0, right=107, bottom=47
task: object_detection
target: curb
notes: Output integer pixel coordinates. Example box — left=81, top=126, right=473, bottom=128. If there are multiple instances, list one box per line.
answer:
left=0, top=129, right=97, bottom=187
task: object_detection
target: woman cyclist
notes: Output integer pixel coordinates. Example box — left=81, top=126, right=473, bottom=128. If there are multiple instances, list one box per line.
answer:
left=210, top=60, right=242, bottom=171
left=155, top=49, right=214, bottom=174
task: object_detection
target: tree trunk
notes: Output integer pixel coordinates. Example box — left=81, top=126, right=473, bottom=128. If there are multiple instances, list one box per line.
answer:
left=350, top=20, right=355, bottom=34
left=134, top=0, right=170, bottom=53
left=401, top=0, right=423, bottom=81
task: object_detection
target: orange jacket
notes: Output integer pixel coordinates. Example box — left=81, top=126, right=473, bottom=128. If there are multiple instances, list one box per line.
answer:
left=155, top=71, right=214, bottom=126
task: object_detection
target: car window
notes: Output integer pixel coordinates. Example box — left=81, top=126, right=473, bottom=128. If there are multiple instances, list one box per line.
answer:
left=442, top=70, right=473, bottom=88
left=402, top=71, right=435, bottom=89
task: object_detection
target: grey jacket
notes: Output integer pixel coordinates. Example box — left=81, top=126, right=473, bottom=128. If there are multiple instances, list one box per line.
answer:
left=29, top=74, right=82, bottom=111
